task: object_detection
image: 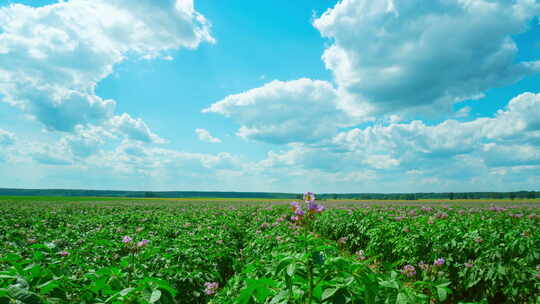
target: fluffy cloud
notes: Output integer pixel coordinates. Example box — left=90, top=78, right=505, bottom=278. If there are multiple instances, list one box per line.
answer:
left=108, top=113, right=166, bottom=144
left=195, top=128, right=221, bottom=143
left=259, top=92, right=540, bottom=179
left=0, top=0, right=212, bottom=131
left=313, top=0, right=540, bottom=116
left=204, top=78, right=356, bottom=144
left=207, top=1, right=540, bottom=146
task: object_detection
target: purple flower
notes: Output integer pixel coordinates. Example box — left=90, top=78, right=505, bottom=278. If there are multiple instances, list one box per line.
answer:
left=294, top=207, right=305, bottom=216
left=401, top=264, right=416, bottom=277
left=137, top=239, right=149, bottom=247
left=308, top=202, right=325, bottom=214
left=122, top=236, right=132, bottom=243
left=204, top=282, right=219, bottom=295
left=303, top=192, right=315, bottom=203
left=395, top=216, right=405, bottom=222
left=434, top=258, right=445, bottom=266
left=59, top=250, right=69, bottom=257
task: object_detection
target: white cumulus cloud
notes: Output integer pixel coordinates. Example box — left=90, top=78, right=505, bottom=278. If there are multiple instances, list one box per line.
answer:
left=195, top=128, right=221, bottom=143
left=108, top=113, right=166, bottom=144
left=204, top=78, right=357, bottom=144
left=0, top=0, right=213, bottom=131
left=313, top=0, right=540, bottom=116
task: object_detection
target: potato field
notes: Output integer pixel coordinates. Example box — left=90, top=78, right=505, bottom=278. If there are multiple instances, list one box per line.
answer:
left=0, top=196, right=539, bottom=303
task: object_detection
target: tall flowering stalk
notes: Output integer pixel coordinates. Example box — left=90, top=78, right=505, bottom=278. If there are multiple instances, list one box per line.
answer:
left=122, top=236, right=149, bottom=284
left=289, top=192, right=325, bottom=304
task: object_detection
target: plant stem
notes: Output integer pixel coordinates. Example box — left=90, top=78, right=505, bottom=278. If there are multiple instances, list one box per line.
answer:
left=307, top=261, right=313, bottom=304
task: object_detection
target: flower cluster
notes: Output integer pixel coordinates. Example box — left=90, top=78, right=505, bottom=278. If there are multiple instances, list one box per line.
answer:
left=122, top=236, right=149, bottom=250
left=401, top=264, right=416, bottom=277
left=433, top=258, right=445, bottom=266
left=290, top=192, right=324, bottom=222
left=204, top=282, right=219, bottom=295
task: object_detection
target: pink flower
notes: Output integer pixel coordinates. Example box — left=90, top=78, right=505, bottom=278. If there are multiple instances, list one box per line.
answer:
left=59, top=250, right=69, bottom=257
left=204, top=282, right=219, bottom=295
left=137, top=239, right=149, bottom=247
left=122, top=236, right=133, bottom=243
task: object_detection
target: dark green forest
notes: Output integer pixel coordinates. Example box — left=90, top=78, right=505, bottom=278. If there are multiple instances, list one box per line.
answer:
left=0, top=188, right=537, bottom=200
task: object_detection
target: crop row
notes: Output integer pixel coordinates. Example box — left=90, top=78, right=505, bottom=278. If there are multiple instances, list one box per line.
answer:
left=0, top=201, right=259, bottom=303
left=312, top=205, right=540, bottom=303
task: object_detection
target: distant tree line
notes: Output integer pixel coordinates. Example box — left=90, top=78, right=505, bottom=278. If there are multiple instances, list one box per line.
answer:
left=0, top=188, right=538, bottom=200
left=317, top=191, right=538, bottom=200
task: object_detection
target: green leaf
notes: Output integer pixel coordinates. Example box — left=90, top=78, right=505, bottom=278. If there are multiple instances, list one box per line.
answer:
left=149, top=290, right=161, bottom=303
left=119, top=287, right=134, bottom=297
left=396, top=293, right=409, bottom=304
left=37, top=280, right=59, bottom=295
left=436, top=287, right=448, bottom=301
left=379, top=280, right=399, bottom=289
left=0, top=275, right=17, bottom=279
left=275, top=257, right=293, bottom=276
left=321, top=287, right=339, bottom=301
left=7, top=285, right=42, bottom=304
left=286, top=263, right=296, bottom=277
left=268, top=290, right=288, bottom=304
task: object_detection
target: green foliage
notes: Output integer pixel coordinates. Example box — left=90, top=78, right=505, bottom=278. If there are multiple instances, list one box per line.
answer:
left=0, top=198, right=538, bottom=303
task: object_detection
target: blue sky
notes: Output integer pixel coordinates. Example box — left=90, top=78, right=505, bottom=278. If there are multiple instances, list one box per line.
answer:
left=1, top=0, right=539, bottom=193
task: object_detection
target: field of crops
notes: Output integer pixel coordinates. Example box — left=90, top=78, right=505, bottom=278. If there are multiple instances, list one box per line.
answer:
left=0, top=196, right=539, bottom=304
